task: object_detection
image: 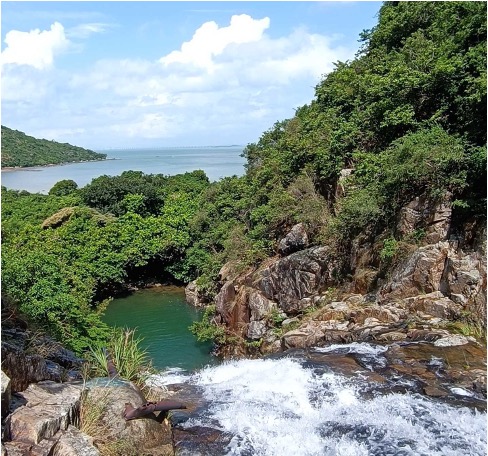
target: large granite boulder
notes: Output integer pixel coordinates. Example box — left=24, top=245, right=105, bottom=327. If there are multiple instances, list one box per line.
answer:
left=83, top=377, right=173, bottom=456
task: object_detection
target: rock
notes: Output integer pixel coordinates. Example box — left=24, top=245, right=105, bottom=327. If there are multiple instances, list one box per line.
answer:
left=215, top=281, right=237, bottom=326
left=1, top=370, right=11, bottom=418
left=282, top=323, right=325, bottom=349
left=441, top=250, right=486, bottom=321
left=83, top=377, right=173, bottom=455
left=1, top=333, right=82, bottom=393
left=380, top=242, right=449, bottom=302
left=247, top=321, right=267, bottom=340
left=53, top=425, right=100, bottom=456
left=335, top=168, right=354, bottom=199
left=42, top=207, right=76, bottom=229
left=184, top=280, right=207, bottom=307
left=248, top=289, right=277, bottom=321
left=405, top=292, right=463, bottom=319
left=277, top=223, right=309, bottom=256
left=254, top=246, right=337, bottom=314
left=396, top=193, right=452, bottom=243
left=433, top=334, right=474, bottom=347
left=423, top=385, right=449, bottom=397
left=6, top=381, right=83, bottom=444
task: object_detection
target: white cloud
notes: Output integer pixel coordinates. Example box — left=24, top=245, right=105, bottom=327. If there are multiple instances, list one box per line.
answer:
left=67, top=22, right=113, bottom=39
left=160, top=14, right=270, bottom=72
left=2, top=15, right=356, bottom=148
left=1, top=22, right=70, bottom=70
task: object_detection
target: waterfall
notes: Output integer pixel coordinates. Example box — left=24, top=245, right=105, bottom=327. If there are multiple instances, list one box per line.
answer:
left=150, top=343, right=487, bottom=456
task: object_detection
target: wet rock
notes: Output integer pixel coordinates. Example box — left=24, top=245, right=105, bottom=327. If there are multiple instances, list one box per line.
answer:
left=6, top=381, right=83, bottom=444
left=423, top=385, right=449, bottom=397
left=173, top=425, right=232, bottom=456
left=84, top=377, right=173, bottom=455
left=433, top=334, right=474, bottom=347
left=53, top=425, right=100, bottom=456
left=277, top=223, right=309, bottom=256
left=1, top=370, right=11, bottom=419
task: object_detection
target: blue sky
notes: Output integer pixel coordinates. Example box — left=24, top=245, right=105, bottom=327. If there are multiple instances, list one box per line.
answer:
left=1, top=1, right=381, bottom=149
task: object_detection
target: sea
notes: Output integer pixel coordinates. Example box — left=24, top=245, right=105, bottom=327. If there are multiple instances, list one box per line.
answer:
left=1, top=146, right=246, bottom=194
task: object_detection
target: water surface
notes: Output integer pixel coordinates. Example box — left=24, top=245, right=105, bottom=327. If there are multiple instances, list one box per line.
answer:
left=1, top=146, right=246, bottom=194
left=102, top=287, right=215, bottom=371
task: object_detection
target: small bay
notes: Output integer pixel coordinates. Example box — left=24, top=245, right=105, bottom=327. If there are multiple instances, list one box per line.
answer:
left=102, top=287, right=215, bottom=371
left=1, top=146, right=246, bottom=194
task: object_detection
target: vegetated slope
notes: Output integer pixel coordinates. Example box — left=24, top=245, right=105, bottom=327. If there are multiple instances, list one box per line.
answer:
left=1, top=126, right=106, bottom=168
left=1, top=2, right=486, bottom=355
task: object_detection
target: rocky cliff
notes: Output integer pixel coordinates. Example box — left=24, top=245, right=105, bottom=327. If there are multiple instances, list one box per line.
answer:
left=188, top=191, right=486, bottom=359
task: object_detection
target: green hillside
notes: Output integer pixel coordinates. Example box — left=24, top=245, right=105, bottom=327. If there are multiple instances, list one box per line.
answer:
left=1, top=126, right=106, bottom=168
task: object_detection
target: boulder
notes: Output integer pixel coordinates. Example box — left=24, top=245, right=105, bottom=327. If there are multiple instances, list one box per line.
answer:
left=253, top=246, right=337, bottom=314
left=53, top=425, right=100, bottom=456
left=380, top=242, right=449, bottom=302
left=1, top=370, right=11, bottom=418
left=404, top=292, right=462, bottom=319
left=277, top=223, right=309, bottom=256
left=247, top=321, right=267, bottom=340
left=83, top=377, right=173, bottom=456
left=6, top=381, right=83, bottom=444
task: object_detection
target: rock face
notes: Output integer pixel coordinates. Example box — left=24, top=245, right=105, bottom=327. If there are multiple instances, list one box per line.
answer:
left=209, top=212, right=485, bottom=357
left=253, top=246, right=337, bottom=314
left=396, top=192, right=452, bottom=243
left=83, top=377, right=173, bottom=456
left=6, top=381, right=83, bottom=444
left=277, top=223, right=309, bottom=256
left=1, top=330, right=82, bottom=392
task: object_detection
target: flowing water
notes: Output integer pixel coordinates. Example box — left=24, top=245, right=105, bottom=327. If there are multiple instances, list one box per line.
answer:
left=102, top=287, right=215, bottom=371
left=1, top=146, right=246, bottom=194
left=149, top=343, right=487, bottom=456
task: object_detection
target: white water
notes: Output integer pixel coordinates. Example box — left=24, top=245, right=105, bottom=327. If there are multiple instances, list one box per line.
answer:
left=150, top=344, right=487, bottom=456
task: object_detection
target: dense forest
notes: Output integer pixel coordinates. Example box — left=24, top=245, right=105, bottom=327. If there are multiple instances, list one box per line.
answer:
left=1, top=126, right=106, bottom=168
left=1, top=2, right=486, bottom=354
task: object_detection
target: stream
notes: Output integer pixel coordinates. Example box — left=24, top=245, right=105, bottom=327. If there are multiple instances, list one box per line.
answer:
left=103, top=289, right=487, bottom=456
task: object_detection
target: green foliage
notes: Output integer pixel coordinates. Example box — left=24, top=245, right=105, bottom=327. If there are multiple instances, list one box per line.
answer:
left=380, top=237, right=399, bottom=263
left=1, top=126, right=106, bottom=168
left=2, top=3, right=486, bottom=351
left=49, top=179, right=79, bottom=196
left=85, top=328, right=153, bottom=386
left=189, top=305, right=226, bottom=344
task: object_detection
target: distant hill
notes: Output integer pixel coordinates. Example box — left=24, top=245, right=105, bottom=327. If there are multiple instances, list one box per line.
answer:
left=1, top=126, right=106, bottom=168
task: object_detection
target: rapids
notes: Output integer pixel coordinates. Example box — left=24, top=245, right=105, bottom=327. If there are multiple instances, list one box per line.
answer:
left=149, top=342, right=486, bottom=456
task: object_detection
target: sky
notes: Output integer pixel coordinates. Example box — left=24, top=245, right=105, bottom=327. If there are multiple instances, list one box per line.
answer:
left=1, top=1, right=382, bottom=150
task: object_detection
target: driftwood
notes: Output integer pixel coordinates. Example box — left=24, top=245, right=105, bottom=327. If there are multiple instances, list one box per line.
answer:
left=123, top=400, right=187, bottom=421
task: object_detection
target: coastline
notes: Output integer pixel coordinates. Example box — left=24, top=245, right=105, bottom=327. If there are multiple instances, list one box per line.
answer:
left=1, top=157, right=114, bottom=172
